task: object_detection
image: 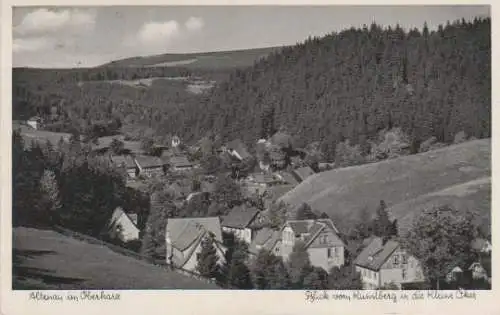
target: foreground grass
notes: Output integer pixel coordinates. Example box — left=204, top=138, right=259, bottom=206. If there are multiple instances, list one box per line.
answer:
left=280, top=139, right=491, bottom=233
left=13, top=227, right=219, bottom=290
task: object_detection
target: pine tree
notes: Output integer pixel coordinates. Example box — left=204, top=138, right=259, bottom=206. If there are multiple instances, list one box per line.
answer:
left=287, top=240, right=312, bottom=288
left=295, top=202, right=317, bottom=220
left=196, top=233, right=220, bottom=279
left=372, top=200, right=392, bottom=238
left=39, top=169, right=62, bottom=225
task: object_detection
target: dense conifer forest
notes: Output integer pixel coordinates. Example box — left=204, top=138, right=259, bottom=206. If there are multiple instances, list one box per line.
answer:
left=12, top=18, right=490, bottom=160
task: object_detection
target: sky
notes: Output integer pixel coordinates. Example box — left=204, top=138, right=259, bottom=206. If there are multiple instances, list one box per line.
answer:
left=12, top=5, right=490, bottom=68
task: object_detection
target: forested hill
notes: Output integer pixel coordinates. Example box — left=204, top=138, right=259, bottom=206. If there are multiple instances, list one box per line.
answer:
left=181, top=18, right=490, bottom=153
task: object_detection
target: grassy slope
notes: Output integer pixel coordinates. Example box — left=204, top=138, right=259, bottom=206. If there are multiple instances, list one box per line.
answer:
left=101, top=46, right=282, bottom=69
left=13, top=227, right=219, bottom=290
left=280, top=139, right=491, bottom=233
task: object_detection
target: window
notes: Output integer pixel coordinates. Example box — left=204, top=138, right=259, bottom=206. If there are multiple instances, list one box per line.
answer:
left=402, top=269, right=407, bottom=280
left=334, top=247, right=339, bottom=257
left=402, top=254, right=408, bottom=265
left=327, top=248, right=332, bottom=258
left=393, top=255, right=400, bottom=265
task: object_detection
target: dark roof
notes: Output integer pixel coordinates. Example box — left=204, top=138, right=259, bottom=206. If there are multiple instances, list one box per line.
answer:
left=226, top=139, right=251, bottom=160
left=222, top=205, right=260, bottom=229
left=292, top=166, right=316, bottom=182
left=284, top=219, right=343, bottom=248
left=166, top=217, right=223, bottom=251
left=111, top=155, right=136, bottom=169
left=169, top=155, right=193, bottom=168
left=354, top=237, right=400, bottom=271
left=135, top=155, right=164, bottom=168
left=248, top=227, right=281, bottom=255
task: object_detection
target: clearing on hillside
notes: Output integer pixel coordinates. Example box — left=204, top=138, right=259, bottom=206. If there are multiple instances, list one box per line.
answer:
left=280, top=139, right=491, bottom=234
left=12, top=227, right=219, bottom=290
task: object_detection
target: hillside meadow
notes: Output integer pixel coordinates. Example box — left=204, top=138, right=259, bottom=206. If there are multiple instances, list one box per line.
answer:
left=13, top=227, right=219, bottom=290
left=280, top=139, right=491, bottom=234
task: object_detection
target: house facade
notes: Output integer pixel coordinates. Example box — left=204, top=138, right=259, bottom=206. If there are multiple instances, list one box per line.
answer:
left=354, top=237, right=425, bottom=289
left=221, top=206, right=265, bottom=244
left=27, top=116, right=42, bottom=130
left=169, top=155, right=193, bottom=172
left=166, top=217, right=226, bottom=274
left=110, top=155, right=138, bottom=179
left=271, top=219, right=346, bottom=272
left=134, top=156, right=165, bottom=177
left=107, top=207, right=140, bottom=242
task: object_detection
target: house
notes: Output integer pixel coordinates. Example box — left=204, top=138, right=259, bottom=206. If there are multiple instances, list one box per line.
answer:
left=354, top=237, right=425, bottom=289
left=248, top=227, right=282, bottom=258
left=221, top=206, right=265, bottom=244
left=471, top=238, right=492, bottom=253
left=165, top=217, right=227, bottom=273
left=291, top=166, right=316, bottom=183
left=272, top=219, right=346, bottom=272
left=276, top=171, right=300, bottom=186
left=185, top=191, right=211, bottom=204
left=27, top=116, right=42, bottom=130
left=110, top=155, right=138, bottom=178
left=446, top=266, right=464, bottom=283
left=134, top=155, right=165, bottom=177
left=169, top=155, right=193, bottom=172
left=107, top=207, right=140, bottom=242
left=225, top=139, right=251, bottom=161
left=469, top=262, right=489, bottom=281
left=171, top=135, right=181, bottom=148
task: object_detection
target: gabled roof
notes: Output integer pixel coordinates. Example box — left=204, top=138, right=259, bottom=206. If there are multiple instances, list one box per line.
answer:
left=354, top=237, right=400, bottom=271
left=135, top=155, right=164, bottom=168
left=222, top=205, right=260, bottom=229
left=166, top=217, right=223, bottom=251
left=292, top=166, right=316, bottom=182
left=111, top=155, right=136, bottom=169
left=169, top=155, right=193, bottom=168
left=109, top=207, right=139, bottom=229
left=248, top=227, right=281, bottom=256
left=226, top=139, right=251, bottom=160
left=284, top=218, right=343, bottom=248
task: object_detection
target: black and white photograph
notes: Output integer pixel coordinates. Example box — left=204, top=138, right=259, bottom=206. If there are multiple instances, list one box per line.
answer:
left=8, top=4, right=492, bottom=294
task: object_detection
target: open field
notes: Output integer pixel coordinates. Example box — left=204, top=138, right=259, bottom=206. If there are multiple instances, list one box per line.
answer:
left=280, top=139, right=491, bottom=234
left=12, top=227, right=219, bottom=290
left=101, top=46, right=282, bottom=69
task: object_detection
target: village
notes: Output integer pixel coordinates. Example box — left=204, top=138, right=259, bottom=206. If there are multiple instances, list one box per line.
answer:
left=14, top=115, right=492, bottom=290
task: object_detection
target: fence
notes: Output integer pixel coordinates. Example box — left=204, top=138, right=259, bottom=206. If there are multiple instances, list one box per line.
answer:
left=52, top=226, right=220, bottom=287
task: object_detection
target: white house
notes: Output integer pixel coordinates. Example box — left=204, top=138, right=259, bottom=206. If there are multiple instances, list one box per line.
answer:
left=27, top=116, right=42, bottom=130
left=354, top=237, right=425, bottom=289
left=107, top=207, right=140, bottom=242
left=221, top=205, right=264, bottom=244
left=166, top=217, right=226, bottom=273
